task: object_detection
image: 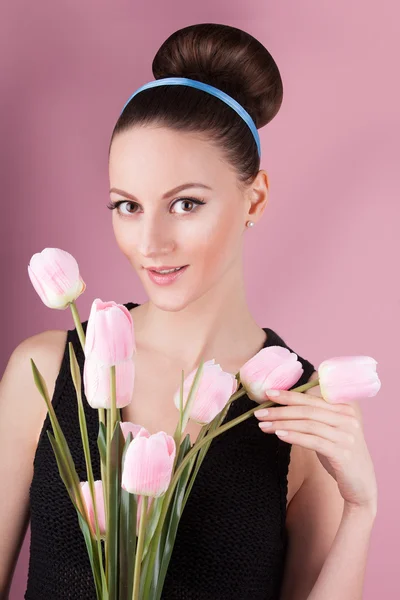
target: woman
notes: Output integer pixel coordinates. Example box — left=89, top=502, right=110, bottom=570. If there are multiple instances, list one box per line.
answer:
left=0, top=23, right=377, bottom=600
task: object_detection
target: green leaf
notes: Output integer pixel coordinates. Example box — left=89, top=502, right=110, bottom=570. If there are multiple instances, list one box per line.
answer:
left=68, top=341, right=82, bottom=395
left=141, top=495, right=165, bottom=561
left=154, top=435, right=194, bottom=599
left=118, top=432, right=137, bottom=600
left=31, top=358, right=51, bottom=402
left=97, top=421, right=107, bottom=466
left=47, top=432, right=79, bottom=512
left=107, top=421, right=121, bottom=600
left=32, top=358, right=84, bottom=514
left=142, top=435, right=193, bottom=598
left=141, top=434, right=192, bottom=597
left=77, top=511, right=104, bottom=600
left=48, top=432, right=108, bottom=597
left=69, top=343, right=105, bottom=576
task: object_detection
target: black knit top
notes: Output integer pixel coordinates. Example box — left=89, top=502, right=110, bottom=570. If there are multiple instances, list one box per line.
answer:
left=26, top=301, right=315, bottom=600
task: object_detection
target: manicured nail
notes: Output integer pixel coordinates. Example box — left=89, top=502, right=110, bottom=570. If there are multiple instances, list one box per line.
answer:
left=275, top=430, right=288, bottom=436
left=254, top=409, right=269, bottom=417
left=259, top=422, right=273, bottom=429
left=266, top=389, right=280, bottom=397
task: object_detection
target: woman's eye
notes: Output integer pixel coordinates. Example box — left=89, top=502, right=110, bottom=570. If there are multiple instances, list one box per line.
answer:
left=173, top=198, right=204, bottom=213
left=107, top=197, right=205, bottom=216
left=117, top=201, right=138, bottom=215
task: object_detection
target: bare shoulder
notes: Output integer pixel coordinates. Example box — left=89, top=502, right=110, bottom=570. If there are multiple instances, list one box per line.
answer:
left=16, top=329, right=68, bottom=360
left=12, top=329, right=68, bottom=394
left=6, top=329, right=68, bottom=444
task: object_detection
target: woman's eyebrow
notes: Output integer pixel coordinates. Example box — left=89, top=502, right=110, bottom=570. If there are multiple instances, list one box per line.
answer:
left=109, top=182, right=212, bottom=201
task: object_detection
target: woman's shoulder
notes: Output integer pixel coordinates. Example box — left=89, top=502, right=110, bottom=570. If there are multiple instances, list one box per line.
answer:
left=9, top=329, right=69, bottom=444
left=9, top=329, right=68, bottom=389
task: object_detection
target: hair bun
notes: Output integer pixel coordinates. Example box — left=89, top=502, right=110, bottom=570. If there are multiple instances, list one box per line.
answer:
left=152, top=23, right=283, bottom=129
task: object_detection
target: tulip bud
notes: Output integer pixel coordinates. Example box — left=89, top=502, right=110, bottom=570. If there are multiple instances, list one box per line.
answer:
left=120, top=426, right=153, bottom=531
left=173, top=359, right=238, bottom=425
left=83, top=356, right=135, bottom=409
left=121, top=430, right=176, bottom=497
left=80, top=480, right=106, bottom=538
left=83, top=299, right=136, bottom=409
left=318, top=356, right=381, bottom=403
left=85, top=299, right=136, bottom=366
left=120, top=421, right=148, bottom=441
left=28, top=248, right=86, bottom=310
left=239, top=346, right=304, bottom=403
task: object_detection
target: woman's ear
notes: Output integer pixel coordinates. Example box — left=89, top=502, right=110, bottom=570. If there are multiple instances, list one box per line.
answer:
left=245, top=169, right=269, bottom=223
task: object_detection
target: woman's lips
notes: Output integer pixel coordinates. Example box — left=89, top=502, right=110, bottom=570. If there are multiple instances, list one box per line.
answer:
left=146, top=265, right=189, bottom=286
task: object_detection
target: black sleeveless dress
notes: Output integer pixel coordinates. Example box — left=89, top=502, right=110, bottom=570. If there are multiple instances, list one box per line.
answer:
left=25, top=302, right=316, bottom=600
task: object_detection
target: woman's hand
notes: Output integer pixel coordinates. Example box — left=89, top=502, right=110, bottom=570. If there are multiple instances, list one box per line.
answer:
left=254, top=389, right=378, bottom=512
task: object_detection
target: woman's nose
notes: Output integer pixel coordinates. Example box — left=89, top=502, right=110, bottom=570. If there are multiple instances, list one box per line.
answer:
left=137, top=218, right=175, bottom=257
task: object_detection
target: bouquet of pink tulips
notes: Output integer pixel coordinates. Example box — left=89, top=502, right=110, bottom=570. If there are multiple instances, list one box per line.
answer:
left=27, top=248, right=381, bottom=600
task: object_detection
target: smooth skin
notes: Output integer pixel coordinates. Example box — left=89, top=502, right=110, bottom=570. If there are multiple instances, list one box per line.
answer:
left=0, top=330, right=67, bottom=597
left=0, top=125, right=377, bottom=599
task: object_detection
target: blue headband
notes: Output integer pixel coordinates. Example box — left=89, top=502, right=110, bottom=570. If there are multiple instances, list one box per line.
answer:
left=120, top=76, right=261, bottom=158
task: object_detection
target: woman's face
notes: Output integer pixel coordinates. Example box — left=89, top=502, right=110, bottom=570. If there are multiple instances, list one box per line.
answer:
left=108, top=125, right=252, bottom=309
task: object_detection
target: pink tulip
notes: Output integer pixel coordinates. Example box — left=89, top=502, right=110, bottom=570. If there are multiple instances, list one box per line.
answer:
left=28, top=248, right=86, bottom=309
left=83, top=356, right=135, bottom=408
left=318, top=356, right=381, bottom=403
left=83, top=299, right=136, bottom=409
left=119, top=426, right=153, bottom=530
left=120, top=421, right=148, bottom=441
left=121, top=430, right=176, bottom=497
left=173, top=359, right=238, bottom=425
left=80, top=480, right=106, bottom=538
left=84, top=299, right=136, bottom=366
left=239, top=346, right=304, bottom=403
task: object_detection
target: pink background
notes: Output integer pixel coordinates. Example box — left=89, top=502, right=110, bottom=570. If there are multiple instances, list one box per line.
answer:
left=1, top=1, right=398, bottom=598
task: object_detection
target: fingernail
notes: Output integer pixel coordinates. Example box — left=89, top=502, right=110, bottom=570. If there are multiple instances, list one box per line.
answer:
left=266, top=389, right=280, bottom=397
left=254, top=409, right=269, bottom=417
left=259, top=422, right=273, bottom=428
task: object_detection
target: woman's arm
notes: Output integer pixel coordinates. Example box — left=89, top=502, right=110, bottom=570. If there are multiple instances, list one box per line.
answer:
left=0, top=330, right=66, bottom=597
left=278, top=371, right=377, bottom=600
left=306, top=501, right=375, bottom=600
left=281, top=441, right=376, bottom=600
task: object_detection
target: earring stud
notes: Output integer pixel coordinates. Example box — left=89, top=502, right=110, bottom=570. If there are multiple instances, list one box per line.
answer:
left=246, top=220, right=255, bottom=228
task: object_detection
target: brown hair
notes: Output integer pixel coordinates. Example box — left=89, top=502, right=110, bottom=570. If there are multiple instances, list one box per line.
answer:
left=109, top=23, right=283, bottom=190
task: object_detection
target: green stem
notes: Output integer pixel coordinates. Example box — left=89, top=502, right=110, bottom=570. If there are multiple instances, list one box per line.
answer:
left=110, top=366, right=117, bottom=435
left=172, top=371, right=185, bottom=455
left=105, top=366, right=119, bottom=597
left=171, top=379, right=319, bottom=487
left=69, top=296, right=108, bottom=593
left=70, top=300, right=86, bottom=351
left=75, top=382, right=105, bottom=584
left=145, top=378, right=320, bottom=581
left=132, top=496, right=148, bottom=600
left=106, top=365, right=117, bottom=540
left=182, top=398, right=231, bottom=508
left=105, top=407, right=111, bottom=578
left=99, top=409, right=107, bottom=522
left=176, top=378, right=319, bottom=490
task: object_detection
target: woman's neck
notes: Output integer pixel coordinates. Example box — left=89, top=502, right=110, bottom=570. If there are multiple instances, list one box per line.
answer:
left=129, top=282, right=265, bottom=374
